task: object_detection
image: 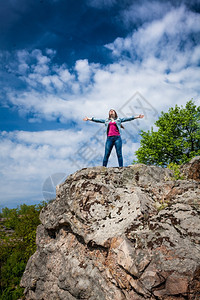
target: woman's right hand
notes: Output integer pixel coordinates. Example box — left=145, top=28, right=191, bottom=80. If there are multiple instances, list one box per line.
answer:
left=83, top=116, right=90, bottom=121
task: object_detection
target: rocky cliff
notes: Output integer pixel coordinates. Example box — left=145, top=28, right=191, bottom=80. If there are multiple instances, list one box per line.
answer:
left=21, top=157, right=200, bottom=300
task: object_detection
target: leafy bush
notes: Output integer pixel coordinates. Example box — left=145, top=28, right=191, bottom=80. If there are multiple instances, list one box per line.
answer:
left=167, top=162, right=185, bottom=180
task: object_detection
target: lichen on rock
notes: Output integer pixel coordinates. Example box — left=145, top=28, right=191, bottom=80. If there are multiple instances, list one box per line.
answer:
left=21, top=159, right=200, bottom=299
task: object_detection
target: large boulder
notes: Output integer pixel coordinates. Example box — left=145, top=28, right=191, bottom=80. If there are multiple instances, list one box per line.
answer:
left=21, top=159, right=200, bottom=299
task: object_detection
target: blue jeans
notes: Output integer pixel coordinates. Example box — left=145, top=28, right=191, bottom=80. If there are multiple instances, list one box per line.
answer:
left=103, top=136, right=123, bottom=167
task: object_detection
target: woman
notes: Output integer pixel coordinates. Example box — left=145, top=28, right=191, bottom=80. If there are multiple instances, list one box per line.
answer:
left=83, top=109, right=144, bottom=167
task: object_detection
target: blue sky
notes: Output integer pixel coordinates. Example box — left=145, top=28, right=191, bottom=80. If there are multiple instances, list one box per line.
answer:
left=0, top=0, right=200, bottom=209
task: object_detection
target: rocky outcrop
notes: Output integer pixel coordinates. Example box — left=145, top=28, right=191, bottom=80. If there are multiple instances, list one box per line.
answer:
left=21, top=159, right=200, bottom=299
left=180, top=156, right=200, bottom=182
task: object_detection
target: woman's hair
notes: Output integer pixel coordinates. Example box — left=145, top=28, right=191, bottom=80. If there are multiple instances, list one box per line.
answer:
left=109, top=109, right=118, bottom=119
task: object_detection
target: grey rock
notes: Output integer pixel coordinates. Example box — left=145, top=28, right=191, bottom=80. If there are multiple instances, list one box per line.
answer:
left=180, top=156, right=200, bottom=182
left=21, top=159, right=200, bottom=299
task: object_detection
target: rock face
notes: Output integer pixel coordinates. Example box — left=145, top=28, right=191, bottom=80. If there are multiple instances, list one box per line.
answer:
left=180, top=156, right=200, bottom=182
left=21, top=159, right=200, bottom=300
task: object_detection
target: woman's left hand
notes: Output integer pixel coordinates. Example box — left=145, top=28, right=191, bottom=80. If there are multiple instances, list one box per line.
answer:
left=138, top=114, right=144, bottom=118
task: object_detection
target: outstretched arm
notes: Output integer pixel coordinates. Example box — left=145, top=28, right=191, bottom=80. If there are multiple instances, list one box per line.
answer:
left=121, top=114, right=144, bottom=122
left=83, top=116, right=106, bottom=123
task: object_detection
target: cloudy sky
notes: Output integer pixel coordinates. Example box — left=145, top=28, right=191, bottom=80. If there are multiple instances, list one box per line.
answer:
left=0, top=0, right=200, bottom=209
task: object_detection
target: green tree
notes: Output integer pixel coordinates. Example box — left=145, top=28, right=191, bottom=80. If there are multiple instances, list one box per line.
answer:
left=0, top=202, right=46, bottom=299
left=134, top=100, right=200, bottom=166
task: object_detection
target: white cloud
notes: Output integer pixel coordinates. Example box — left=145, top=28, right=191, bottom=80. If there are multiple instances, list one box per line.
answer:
left=0, top=127, right=142, bottom=208
left=0, top=129, right=86, bottom=206
left=3, top=5, right=199, bottom=123
left=1, top=3, right=200, bottom=208
left=57, top=67, right=73, bottom=82
left=106, top=5, right=200, bottom=71
left=4, top=52, right=200, bottom=126
left=17, top=49, right=28, bottom=60
left=191, top=45, right=200, bottom=64
left=121, top=1, right=173, bottom=26
left=75, top=59, right=91, bottom=83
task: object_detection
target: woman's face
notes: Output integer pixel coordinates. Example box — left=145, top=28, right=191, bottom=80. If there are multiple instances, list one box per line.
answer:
left=109, top=109, right=116, bottom=118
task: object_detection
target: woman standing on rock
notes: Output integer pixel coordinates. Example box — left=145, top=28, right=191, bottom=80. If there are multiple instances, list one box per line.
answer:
left=83, top=109, right=144, bottom=167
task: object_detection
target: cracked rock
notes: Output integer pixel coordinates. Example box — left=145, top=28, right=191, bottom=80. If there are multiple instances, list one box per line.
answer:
left=21, top=159, right=200, bottom=299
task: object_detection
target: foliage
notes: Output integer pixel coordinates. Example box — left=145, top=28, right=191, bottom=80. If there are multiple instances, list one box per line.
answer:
left=167, top=162, right=185, bottom=180
left=0, top=202, right=46, bottom=299
left=134, top=100, right=200, bottom=167
left=156, top=202, right=169, bottom=211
